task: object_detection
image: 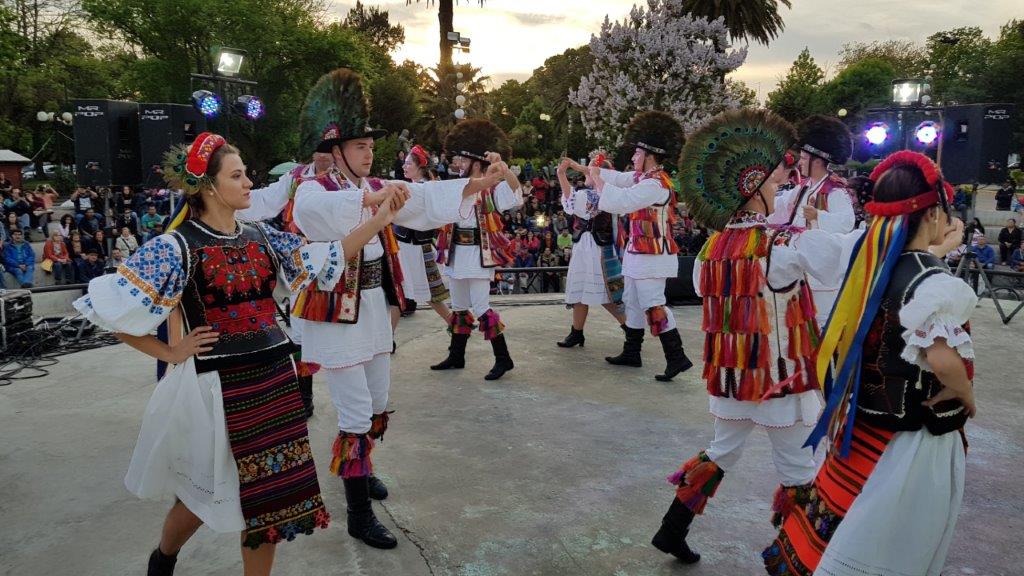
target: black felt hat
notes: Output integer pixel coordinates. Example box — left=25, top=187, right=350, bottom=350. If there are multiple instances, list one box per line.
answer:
left=797, top=115, right=853, bottom=165
left=623, top=111, right=684, bottom=162
left=444, top=118, right=512, bottom=163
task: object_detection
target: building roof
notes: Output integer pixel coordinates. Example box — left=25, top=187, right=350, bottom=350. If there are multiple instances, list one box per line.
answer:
left=0, top=150, right=32, bottom=164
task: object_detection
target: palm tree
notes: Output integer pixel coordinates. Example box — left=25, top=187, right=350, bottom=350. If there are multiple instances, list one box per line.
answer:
left=679, top=0, right=792, bottom=46
left=416, top=63, right=489, bottom=149
left=406, top=0, right=487, bottom=68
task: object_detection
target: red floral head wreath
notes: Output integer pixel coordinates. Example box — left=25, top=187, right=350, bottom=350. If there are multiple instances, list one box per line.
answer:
left=409, top=144, right=429, bottom=168
left=864, top=150, right=953, bottom=217
left=186, top=132, right=227, bottom=179
left=163, top=132, right=228, bottom=196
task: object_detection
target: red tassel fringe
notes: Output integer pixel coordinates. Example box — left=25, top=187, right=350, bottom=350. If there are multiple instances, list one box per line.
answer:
left=666, top=451, right=725, bottom=515
left=329, top=433, right=374, bottom=479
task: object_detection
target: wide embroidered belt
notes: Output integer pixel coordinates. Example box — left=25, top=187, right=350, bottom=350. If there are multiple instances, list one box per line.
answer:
left=453, top=227, right=481, bottom=246
left=359, top=257, right=383, bottom=289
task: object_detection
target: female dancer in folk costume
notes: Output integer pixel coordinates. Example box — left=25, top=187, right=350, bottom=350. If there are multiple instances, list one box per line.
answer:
left=287, top=69, right=507, bottom=549
left=763, top=151, right=975, bottom=576
left=430, top=119, right=525, bottom=381
left=554, top=155, right=625, bottom=348
left=768, top=115, right=857, bottom=326
left=393, top=144, right=452, bottom=326
left=586, top=111, right=692, bottom=381
left=73, top=132, right=399, bottom=575
left=651, top=109, right=846, bottom=564
left=235, top=151, right=336, bottom=419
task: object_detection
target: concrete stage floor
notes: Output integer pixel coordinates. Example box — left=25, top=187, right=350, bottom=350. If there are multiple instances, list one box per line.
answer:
left=1, top=299, right=1021, bottom=576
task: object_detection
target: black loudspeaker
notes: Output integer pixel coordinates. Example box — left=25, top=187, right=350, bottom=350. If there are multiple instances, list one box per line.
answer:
left=665, top=255, right=700, bottom=305
left=939, top=104, right=1015, bottom=185
left=72, top=99, right=140, bottom=188
left=137, top=104, right=206, bottom=188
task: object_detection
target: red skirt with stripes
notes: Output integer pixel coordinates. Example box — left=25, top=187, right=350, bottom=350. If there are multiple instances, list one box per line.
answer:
left=219, top=355, right=330, bottom=548
left=762, top=421, right=895, bottom=575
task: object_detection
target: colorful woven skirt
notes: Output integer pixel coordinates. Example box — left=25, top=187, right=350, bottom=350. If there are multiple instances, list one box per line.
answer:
left=762, top=420, right=894, bottom=575
left=423, top=244, right=449, bottom=303
left=218, top=355, right=330, bottom=548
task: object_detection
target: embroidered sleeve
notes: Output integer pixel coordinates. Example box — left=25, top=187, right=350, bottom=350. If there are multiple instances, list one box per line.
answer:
left=899, top=273, right=976, bottom=369
left=391, top=178, right=474, bottom=230
left=815, top=187, right=856, bottom=234
left=236, top=174, right=292, bottom=223
left=766, top=228, right=841, bottom=290
left=597, top=178, right=669, bottom=215
left=292, top=180, right=365, bottom=241
left=72, top=234, right=184, bottom=336
left=492, top=180, right=524, bottom=213
left=258, top=223, right=343, bottom=293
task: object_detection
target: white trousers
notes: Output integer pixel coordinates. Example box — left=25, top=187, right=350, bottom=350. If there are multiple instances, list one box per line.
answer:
left=449, top=277, right=493, bottom=318
left=325, top=353, right=391, bottom=434
left=705, top=417, right=817, bottom=486
left=623, top=276, right=676, bottom=332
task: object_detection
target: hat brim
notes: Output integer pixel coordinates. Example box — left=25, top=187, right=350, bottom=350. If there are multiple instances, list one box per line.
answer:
left=628, top=142, right=669, bottom=156
left=315, top=129, right=389, bottom=153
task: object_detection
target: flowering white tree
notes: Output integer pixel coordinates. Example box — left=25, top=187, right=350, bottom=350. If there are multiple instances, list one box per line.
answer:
left=569, top=0, right=748, bottom=147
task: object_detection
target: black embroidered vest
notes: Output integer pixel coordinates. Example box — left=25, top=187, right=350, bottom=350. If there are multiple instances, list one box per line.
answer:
left=572, top=212, right=614, bottom=246
left=858, top=251, right=971, bottom=435
left=172, top=220, right=292, bottom=373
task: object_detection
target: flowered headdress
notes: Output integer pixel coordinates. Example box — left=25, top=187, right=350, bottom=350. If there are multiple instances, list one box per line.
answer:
left=408, top=145, right=430, bottom=167
left=807, top=151, right=954, bottom=456
left=162, top=131, right=228, bottom=233
left=298, top=68, right=387, bottom=160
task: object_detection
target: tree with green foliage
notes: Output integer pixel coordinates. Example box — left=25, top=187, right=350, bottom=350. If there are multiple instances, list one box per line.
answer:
left=837, top=39, right=928, bottom=78
left=982, top=20, right=1024, bottom=152
left=416, top=63, right=488, bottom=150
left=368, top=60, right=421, bottom=136
left=821, top=57, right=897, bottom=118
left=926, top=27, right=992, bottom=104
left=679, top=0, right=792, bottom=46
left=81, top=0, right=391, bottom=174
left=766, top=47, right=826, bottom=122
left=344, top=0, right=405, bottom=52
left=485, top=79, right=533, bottom=134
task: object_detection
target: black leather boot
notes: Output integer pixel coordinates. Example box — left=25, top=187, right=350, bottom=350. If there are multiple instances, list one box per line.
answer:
left=343, top=476, right=398, bottom=549
left=431, top=332, right=469, bottom=370
left=605, top=326, right=644, bottom=367
left=654, top=328, right=694, bottom=382
left=367, top=475, right=389, bottom=501
left=484, top=334, right=514, bottom=380
left=556, top=327, right=585, bottom=348
left=651, top=497, right=700, bottom=564
left=297, top=374, right=314, bottom=419
left=147, top=547, right=178, bottom=576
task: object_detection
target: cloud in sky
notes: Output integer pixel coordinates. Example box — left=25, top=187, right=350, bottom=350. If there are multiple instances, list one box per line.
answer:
left=329, top=0, right=1021, bottom=96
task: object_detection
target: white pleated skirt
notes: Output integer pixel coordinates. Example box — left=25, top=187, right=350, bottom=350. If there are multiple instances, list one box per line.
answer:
left=564, top=233, right=610, bottom=306
left=397, top=240, right=432, bottom=303
left=815, top=428, right=966, bottom=576
left=124, top=358, right=244, bottom=533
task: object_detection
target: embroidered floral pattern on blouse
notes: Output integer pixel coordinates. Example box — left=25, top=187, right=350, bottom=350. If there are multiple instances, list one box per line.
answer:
left=116, top=236, right=184, bottom=312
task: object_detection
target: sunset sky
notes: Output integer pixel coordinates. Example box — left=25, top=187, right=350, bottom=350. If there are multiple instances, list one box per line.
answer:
left=328, top=0, right=1019, bottom=100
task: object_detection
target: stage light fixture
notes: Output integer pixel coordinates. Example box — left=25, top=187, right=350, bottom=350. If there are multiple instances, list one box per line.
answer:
left=192, top=90, right=221, bottom=118
left=215, top=47, right=245, bottom=76
left=915, top=121, right=939, bottom=145
left=865, top=122, right=889, bottom=145
left=892, top=79, right=923, bottom=106
left=236, top=95, right=265, bottom=120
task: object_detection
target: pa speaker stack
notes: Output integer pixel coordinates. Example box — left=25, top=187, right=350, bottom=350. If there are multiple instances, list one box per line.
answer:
left=940, top=104, right=1016, bottom=185
left=72, top=99, right=141, bottom=188
left=73, top=99, right=207, bottom=189
left=0, top=289, right=33, bottom=351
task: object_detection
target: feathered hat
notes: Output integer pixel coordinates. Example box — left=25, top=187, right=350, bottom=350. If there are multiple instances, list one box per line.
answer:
left=298, top=68, right=387, bottom=160
left=444, top=118, right=512, bottom=163
left=797, top=115, right=853, bottom=165
left=623, top=111, right=684, bottom=162
left=678, top=108, right=797, bottom=231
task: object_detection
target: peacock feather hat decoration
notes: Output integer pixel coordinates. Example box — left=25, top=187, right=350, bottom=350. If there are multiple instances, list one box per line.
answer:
left=678, top=108, right=797, bottom=231
left=444, top=118, right=512, bottom=164
left=161, top=131, right=227, bottom=197
left=298, top=68, right=388, bottom=160
left=623, top=110, right=684, bottom=163
left=797, top=114, right=853, bottom=165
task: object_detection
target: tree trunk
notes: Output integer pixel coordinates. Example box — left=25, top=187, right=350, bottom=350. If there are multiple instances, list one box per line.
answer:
left=438, top=0, right=453, bottom=68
